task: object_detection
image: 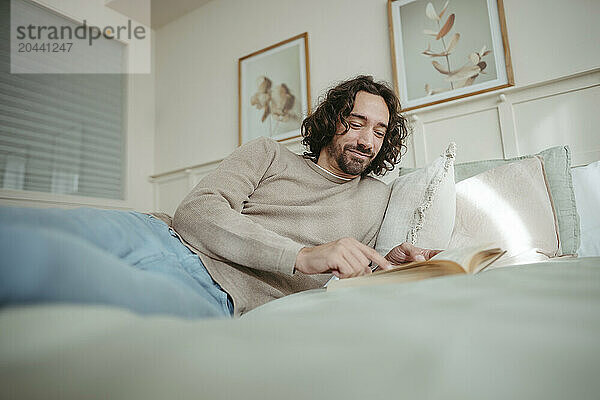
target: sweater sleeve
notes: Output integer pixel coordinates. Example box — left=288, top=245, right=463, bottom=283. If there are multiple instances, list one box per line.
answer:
left=172, top=137, right=304, bottom=276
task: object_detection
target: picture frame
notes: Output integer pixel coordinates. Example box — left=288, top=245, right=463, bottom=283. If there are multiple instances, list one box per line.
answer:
left=388, top=0, right=514, bottom=111
left=238, top=32, right=311, bottom=145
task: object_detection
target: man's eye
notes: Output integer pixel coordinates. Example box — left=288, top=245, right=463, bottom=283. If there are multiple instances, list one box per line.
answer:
left=375, top=131, right=385, bottom=137
left=349, top=122, right=361, bottom=129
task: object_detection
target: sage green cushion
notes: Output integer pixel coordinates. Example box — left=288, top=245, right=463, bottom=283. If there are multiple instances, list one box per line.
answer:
left=399, top=146, right=580, bottom=255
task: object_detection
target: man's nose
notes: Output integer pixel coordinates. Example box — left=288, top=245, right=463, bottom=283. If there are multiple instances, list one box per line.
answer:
left=357, top=129, right=374, bottom=151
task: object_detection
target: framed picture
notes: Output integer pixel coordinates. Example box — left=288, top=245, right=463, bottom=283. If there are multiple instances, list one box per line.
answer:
left=388, top=0, right=514, bottom=111
left=238, top=32, right=311, bottom=145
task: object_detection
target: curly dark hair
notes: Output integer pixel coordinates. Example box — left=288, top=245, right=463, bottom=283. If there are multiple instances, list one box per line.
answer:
left=301, top=75, right=408, bottom=177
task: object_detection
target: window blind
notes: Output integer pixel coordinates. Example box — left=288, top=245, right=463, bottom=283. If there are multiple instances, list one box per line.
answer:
left=0, top=0, right=126, bottom=200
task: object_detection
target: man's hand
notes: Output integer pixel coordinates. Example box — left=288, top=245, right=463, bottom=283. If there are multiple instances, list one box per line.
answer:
left=295, top=237, right=393, bottom=279
left=385, top=242, right=442, bottom=265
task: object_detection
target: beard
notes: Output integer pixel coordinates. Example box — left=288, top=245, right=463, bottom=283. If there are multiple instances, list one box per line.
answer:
left=326, top=142, right=374, bottom=176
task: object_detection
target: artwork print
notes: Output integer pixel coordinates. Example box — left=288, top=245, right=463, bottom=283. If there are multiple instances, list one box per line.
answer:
left=239, top=33, right=310, bottom=145
left=389, top=0, right=513, bottom=110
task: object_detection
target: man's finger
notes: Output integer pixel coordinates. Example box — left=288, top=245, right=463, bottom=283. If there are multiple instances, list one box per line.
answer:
left=336, top=259, right=354, bottom=279
left=357, top=242, right=392, bottom=270
left=424, top=249, right=443, bottom=260
left=394, top=250, right=410, bottom=262
left=347, top=245, right=372, bottom=270
left=401, top=242, right=432, bottom=262
left=385, top=247, right=410, bottom=264
left=398, top=242, right=416, bottom=254
left=404, top=244, right=437, bottom=262
left=342, top=251, right=368, bottom=277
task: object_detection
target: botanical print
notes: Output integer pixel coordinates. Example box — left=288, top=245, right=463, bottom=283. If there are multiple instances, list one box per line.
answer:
left=249, top=74, right=301, bottom=138
left=389, top=0, right=511, bottom=110
left=239, top=35, right=309, bottom=145
left=421, top=1, right=492, bottom=95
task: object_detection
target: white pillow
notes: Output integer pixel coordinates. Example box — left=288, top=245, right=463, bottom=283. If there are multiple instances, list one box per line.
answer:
left=376, top=143, right=456, bottom=256
left=571, top=160, right=600, bottom=257
left=448, top=156, right=560, bottom=267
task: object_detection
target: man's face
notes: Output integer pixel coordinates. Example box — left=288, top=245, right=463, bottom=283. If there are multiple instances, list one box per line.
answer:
left=320, top=91, right=389, bottom=178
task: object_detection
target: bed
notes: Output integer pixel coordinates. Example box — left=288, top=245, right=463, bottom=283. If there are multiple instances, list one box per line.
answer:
left=1, top=257, right=599, bottom=399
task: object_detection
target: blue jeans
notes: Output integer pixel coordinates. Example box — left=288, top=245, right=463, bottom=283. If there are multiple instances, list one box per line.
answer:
left=0, top=206, right=233, bottom=318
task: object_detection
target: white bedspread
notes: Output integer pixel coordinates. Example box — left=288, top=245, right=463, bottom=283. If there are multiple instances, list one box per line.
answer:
left=1, top=257, right=599, bottom=400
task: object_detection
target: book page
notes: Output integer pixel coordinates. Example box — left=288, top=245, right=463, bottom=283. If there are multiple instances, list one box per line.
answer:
left=327, top=261, right=465, bottom=291
left=431, top=244, right=500, bottom=273
left=469, top=250, right=506, bottom=274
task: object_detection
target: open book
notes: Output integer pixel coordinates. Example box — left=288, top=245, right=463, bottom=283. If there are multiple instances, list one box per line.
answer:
left=326, top=244, right=505, bottom=291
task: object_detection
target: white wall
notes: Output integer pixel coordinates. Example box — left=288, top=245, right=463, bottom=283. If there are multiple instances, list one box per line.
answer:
left=155, top=0, right=599, bottom=172
left=125, top=37, right=156, bottom=212
left=152, top=0, right=600, bottom=214
left=1, top=0, right=156, bottom=211
left=154, top=0, right=394, bottom=173
left=505, top=0, right=600, bottom=86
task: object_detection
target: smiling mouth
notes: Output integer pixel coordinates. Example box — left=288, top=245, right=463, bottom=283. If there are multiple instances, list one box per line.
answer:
left=347, top=149, right=372, bottom=159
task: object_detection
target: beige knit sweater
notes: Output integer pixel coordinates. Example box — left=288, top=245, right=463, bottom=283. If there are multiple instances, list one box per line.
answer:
left=172, top=137, right=391, bottom=316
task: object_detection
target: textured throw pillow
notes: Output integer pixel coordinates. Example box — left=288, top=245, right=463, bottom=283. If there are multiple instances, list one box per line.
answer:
left=375, top=143, right=456, bottom=256
left=571, top=160, right=600, bottom=257
left=447, top=156, right=560, bottom=267
left=399, top=146, right=579, bottom=255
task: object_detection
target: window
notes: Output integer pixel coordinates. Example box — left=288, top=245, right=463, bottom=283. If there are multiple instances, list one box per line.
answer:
left=0, top=0, right=126, bottom=200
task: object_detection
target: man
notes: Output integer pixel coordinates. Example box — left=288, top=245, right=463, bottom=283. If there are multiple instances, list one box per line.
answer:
left=173, top=75, right=439, bottom=316
left=0, top=76, right=437, bottom=319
